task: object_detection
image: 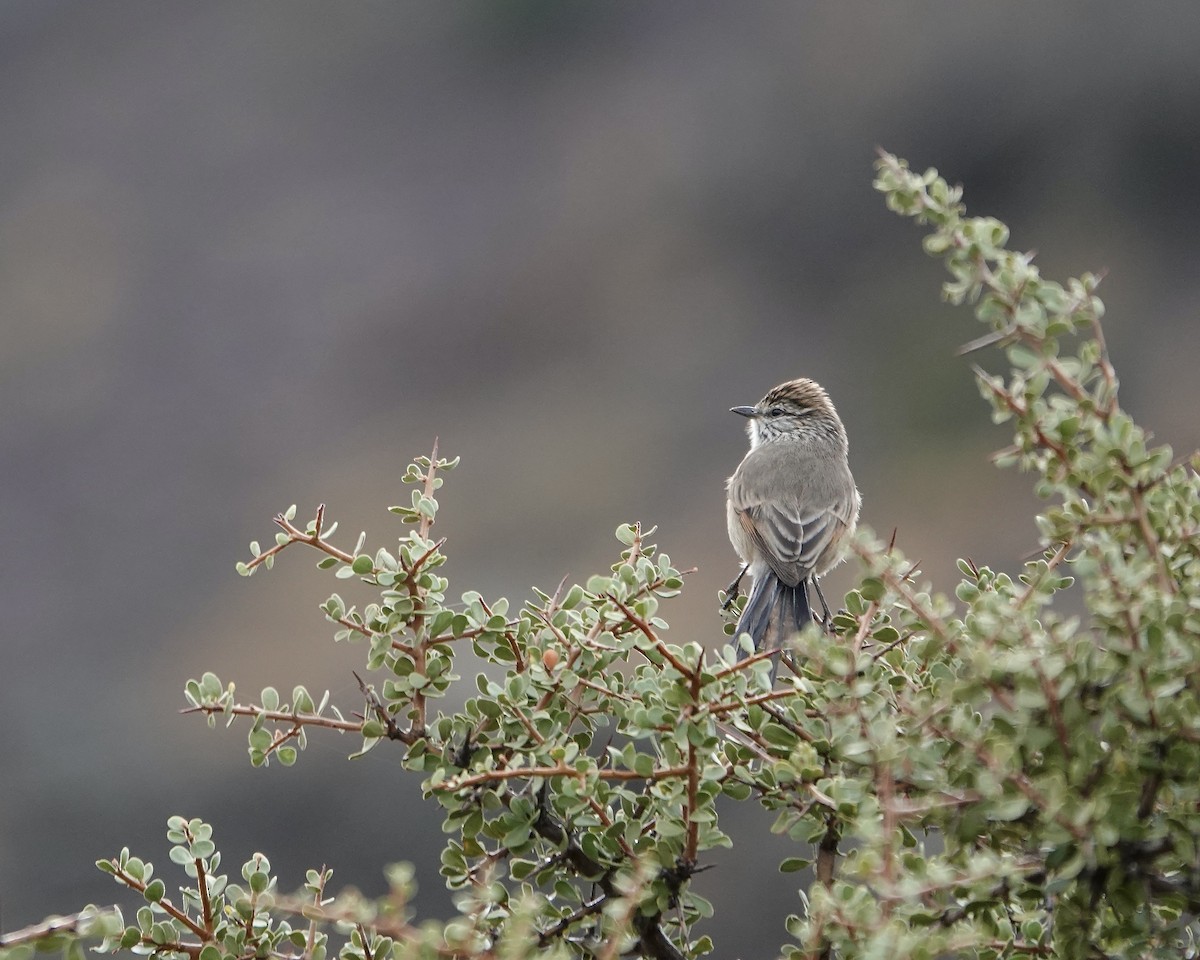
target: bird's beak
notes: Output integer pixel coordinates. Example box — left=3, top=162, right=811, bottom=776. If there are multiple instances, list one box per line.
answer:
left=729, top=405, right=757, bottom=418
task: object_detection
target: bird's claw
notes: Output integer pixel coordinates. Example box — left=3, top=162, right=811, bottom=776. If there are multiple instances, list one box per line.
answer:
left=721, top=564, right=750, bottom=611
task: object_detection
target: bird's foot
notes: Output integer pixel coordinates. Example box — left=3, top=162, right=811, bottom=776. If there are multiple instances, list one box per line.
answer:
left=813, top=578, right=834, bottom=632
left=721, top=564, right=750, bottom=611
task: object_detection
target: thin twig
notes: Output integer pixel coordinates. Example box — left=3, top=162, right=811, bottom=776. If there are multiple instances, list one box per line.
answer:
left=181, top=702, right=362, bottom=734
left=0, top=908, right=119, bottom=949
left=353, top=671, right=418, bottom=745
left=606, top=594, right=693, bottom=679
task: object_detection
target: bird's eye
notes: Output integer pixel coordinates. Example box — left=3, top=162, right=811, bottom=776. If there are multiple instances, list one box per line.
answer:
left=768, top=406, right=785, bottom=417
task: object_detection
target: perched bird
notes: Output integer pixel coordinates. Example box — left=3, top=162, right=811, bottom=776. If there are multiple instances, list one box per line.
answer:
left=725, top=378, right=860, bottom=668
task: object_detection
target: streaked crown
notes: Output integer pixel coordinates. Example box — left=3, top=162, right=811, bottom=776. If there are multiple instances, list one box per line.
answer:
left=759, top=378, right=834, bottom=415
left=731, top=377, right=846, bottom=448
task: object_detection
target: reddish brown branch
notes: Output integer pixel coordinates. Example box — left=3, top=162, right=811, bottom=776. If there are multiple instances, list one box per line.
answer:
left=606, top=594, right=693, bottom=679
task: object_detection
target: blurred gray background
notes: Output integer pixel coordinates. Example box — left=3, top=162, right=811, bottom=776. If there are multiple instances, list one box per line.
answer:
left=3, top=2, right=1200, bottom=954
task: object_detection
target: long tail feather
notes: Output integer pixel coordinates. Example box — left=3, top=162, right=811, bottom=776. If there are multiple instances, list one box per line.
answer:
left=736, top=574, right=812, bottom=682
left=737, top=574, right=777, bottom=650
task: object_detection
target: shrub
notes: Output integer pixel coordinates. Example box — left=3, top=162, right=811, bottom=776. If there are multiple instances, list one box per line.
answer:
left=3, top=152, right=1197, bottom=960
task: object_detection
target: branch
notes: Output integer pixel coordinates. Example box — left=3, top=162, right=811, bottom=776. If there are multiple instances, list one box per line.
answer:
left=267, top=504, right=358, bottom=570
left=0, top=908, right=119, bottom=949
left=101, top=862, right=208, bottom=940
left=409, top=440, right=442, bottom=737
left=181, top=701, right=364, bottom=735
left=436, top=763, right=690, bottom=791
left=1130, top=484, right=1176, bottom=595
left=605, top=593, right=694, bottom=679
left=354, top=671, right=419, bottom=745
left=814, top=814, right=840, bottom=888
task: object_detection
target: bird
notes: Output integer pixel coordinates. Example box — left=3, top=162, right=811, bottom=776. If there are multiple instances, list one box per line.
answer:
left=725, top=378, right=860, bottom=672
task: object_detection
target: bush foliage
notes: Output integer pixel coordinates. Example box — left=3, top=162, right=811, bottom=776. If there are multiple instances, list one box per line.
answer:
left=3, top=152, right=1198, bottom=960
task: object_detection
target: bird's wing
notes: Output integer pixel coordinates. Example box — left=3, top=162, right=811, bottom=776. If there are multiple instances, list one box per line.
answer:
left=735, top=498, right=844, bottom=586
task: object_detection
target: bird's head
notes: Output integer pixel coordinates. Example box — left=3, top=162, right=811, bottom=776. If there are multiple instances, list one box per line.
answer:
left=730, top=378, right=843, bottom=447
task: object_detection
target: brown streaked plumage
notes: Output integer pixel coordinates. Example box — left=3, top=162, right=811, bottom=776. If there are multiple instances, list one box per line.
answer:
left=725, top=378, right=860, bottom=674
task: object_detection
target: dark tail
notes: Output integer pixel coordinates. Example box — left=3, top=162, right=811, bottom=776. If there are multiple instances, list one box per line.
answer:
left=737, top=574, right=811, bottom=679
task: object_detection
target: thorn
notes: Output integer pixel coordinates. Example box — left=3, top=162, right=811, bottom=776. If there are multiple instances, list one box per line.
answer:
left=550, top=573, right=570, bottom=607
left=955, top=328, right=1012, bottom=356
left=970, top=363, right=1002, bottom=391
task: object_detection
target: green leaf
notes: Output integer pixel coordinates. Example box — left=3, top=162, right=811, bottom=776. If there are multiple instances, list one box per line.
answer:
left=859, top=577, right=885, bottom=602
left=361, top=719, right=385, bottom=739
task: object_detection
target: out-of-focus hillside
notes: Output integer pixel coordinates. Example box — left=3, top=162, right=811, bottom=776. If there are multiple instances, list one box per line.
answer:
left=2, top=3, right=1199, bottom=953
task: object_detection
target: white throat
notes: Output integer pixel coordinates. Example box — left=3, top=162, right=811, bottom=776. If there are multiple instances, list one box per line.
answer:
left=748, top=419, right=764, bottom=449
